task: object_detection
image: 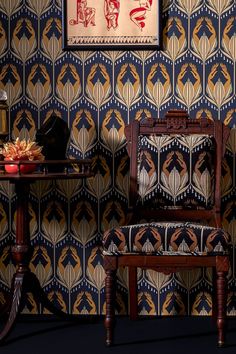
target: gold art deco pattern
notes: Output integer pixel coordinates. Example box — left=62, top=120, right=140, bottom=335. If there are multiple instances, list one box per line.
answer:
left=0, top=0, right=235, bottom=315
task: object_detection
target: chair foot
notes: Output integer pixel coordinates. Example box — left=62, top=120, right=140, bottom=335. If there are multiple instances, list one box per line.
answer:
left=216, top=270, right=227, bottom=348
left=105, top=268, right=116, bottom=347
left=106, top=339, right=112, bottom=347
left=217, top=341, right=225, bottom=348
left=104, top=320, right=114, bottom=347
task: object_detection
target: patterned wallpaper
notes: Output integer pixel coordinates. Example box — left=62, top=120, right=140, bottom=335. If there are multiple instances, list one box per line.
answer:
left=0, top=0, right=236, bottom=316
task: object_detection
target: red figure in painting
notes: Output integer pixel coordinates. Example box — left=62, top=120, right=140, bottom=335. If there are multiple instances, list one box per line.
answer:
left=130, top=0, right=152, bottom=30
left=70, top=0, right=96, bottom=27
left=104, top=0, right=120, bottom=30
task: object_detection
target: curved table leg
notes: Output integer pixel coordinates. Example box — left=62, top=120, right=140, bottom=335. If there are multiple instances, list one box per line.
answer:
left=28, top=272, right=69, bottom=318
left=0, top=294, right=11, bottom=319
left=0, top=273, right=24, bottom=341
left=0, top=271, right=75, bottom=343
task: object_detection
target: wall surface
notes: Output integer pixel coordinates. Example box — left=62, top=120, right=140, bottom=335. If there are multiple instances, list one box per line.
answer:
left=0, top=0, right=236, bottom=315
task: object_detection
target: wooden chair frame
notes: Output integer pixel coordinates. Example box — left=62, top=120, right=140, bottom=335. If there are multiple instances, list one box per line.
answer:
left=104, top=110, right=231, bottom=347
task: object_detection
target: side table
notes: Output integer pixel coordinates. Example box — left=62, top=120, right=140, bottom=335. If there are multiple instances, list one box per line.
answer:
left=0, top=159, right=93, bottom=342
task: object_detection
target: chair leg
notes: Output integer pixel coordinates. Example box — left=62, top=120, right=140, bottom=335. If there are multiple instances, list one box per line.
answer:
left=105, top=269, right=116, bottom=346
left=212, top=267, right=217, bottom=321
left=216, top=270, right=227, bottom=347
left=129, top=266, right=138, bottom=320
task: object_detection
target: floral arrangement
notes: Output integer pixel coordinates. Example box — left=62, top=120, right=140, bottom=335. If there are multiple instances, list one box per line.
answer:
left=0, top=138, right=45, bottom=161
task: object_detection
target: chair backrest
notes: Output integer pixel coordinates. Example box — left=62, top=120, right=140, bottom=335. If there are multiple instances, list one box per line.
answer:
left=124, top=110, right=230, bottom=227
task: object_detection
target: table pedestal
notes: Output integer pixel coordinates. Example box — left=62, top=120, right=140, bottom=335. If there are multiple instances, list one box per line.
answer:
left=0, top=182, right=68, bottom=341
left=0, top=159, right=92, bottom=341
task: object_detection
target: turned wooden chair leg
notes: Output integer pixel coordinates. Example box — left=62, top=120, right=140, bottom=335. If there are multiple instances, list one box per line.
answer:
left=129, top=266, right=138, bottom=320
left=216, top=270, right=227, bottom=347
left=105, top=269, right=116, bottom=346
left=212, top=267, right=217, bottom=321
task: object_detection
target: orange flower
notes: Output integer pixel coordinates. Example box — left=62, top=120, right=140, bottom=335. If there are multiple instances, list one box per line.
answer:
left=0, top=138, right=44, bottom=161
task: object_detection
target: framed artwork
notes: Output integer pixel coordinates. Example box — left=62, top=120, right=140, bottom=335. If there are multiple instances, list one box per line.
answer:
left=62, top=0, right=162, bottom=50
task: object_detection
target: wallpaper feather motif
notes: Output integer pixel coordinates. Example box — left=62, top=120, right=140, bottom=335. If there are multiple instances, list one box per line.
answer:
left=0, top=0, right=236, bottom=316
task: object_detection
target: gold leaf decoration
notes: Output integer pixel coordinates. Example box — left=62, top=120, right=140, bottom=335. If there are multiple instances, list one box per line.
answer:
left=86, top=247, right=105, bottom=291
left=56, top=64, right=81, bottom=108
left=26, top=0, right=51, bottom=16
left=42, top=201, right=67, bottom=245
left=71, top=201, right=96, bottom=245
left=11, top=18, right=37, bottom=62
left=41, top=18, right=63, bottom=62
left=0, top=0, right=21, bottom=16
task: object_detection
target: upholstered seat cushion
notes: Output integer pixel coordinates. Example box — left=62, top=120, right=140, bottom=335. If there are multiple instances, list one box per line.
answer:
left=103, top=222, right=231, bottom=256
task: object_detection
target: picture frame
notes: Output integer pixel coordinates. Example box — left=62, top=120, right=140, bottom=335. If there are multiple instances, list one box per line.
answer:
left=62, top=0, right=162, bottom=50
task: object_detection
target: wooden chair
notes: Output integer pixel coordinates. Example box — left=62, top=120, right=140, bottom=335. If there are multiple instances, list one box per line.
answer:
left=103, top=110, right=231, bottom=347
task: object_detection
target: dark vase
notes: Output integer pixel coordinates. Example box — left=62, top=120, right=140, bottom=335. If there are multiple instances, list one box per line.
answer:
left=36, top=114, right=70, bottom=172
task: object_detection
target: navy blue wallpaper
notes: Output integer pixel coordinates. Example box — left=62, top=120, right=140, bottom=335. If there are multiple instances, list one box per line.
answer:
left=0, top=0, right=235, bottom=315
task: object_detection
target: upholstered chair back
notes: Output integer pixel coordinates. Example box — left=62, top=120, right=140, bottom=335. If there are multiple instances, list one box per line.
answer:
left=137, top=133, right=215, bottom=209
left=125, top=110, right=229, bottom=226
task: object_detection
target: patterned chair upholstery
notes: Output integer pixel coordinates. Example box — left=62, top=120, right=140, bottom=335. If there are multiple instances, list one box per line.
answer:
left=103, top=222, right=230, bottom=256
left=137, top=134, right=215, bottom=209
left=103, top=110, right=231, bottom=347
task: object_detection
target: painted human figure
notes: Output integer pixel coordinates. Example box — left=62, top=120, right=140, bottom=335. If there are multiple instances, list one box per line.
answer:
left=70, top=0, right=96, bottom=27
left=130, top=0, right=152, bottom=30
left=104, top=0, right=120, bottom=30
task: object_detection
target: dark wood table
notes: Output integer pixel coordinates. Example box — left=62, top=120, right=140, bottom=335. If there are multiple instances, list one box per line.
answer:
left=0, top=159, right=93, bottom=341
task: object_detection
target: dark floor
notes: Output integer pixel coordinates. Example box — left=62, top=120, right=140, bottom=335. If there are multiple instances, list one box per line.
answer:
left=0, top=316, right=236, bottom=354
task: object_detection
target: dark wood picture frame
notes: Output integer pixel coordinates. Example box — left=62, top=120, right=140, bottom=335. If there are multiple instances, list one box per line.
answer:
left=62, top=0, right=162, bottom=50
